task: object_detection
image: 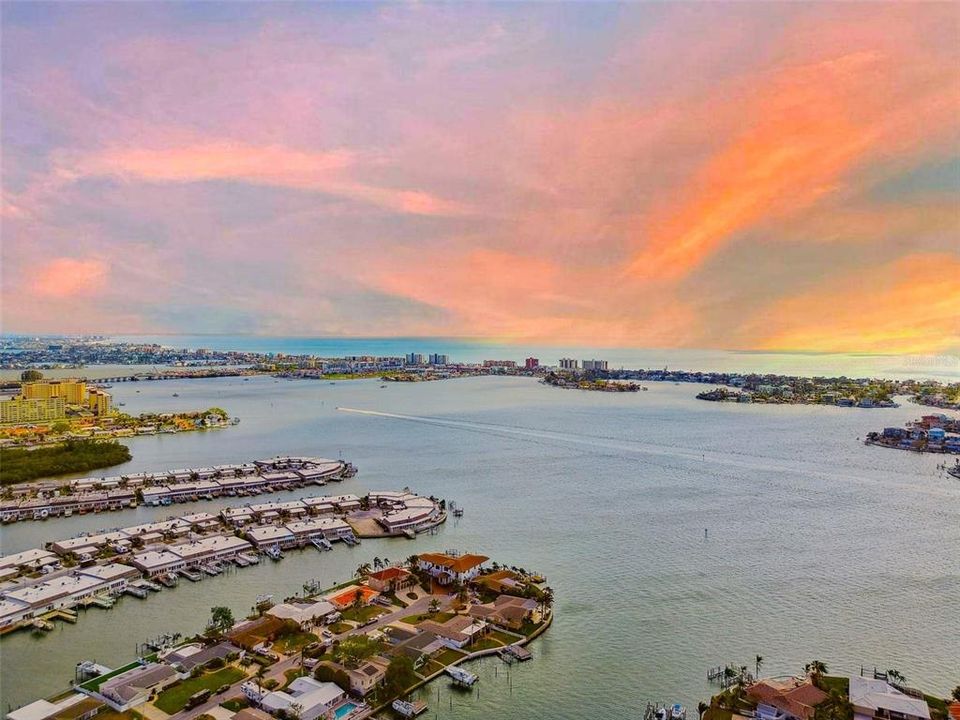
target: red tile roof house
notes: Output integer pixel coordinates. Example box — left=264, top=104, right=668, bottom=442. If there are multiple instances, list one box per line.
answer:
left=746, top=678, right=828, bottom=720
left=417, top=553, right=489, bottom=586
left=365, top=567, right=415, bottom=593
left=467, top=594, right=538, bottom=631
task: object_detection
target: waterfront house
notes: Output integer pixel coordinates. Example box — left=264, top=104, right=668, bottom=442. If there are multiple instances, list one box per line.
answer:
left=301, top=497, right=336, bottom=515
left=0, top=548, right=58, bottom=576
left=849, top=677, right=931, bottom=720
left=747, top=678, right=828, bottom=720
left=417, top=552, right=489, bottom=585
left=266, top=600, right=337, bottom=628
left=467, top=594, right=538, bottom=631
left=246, top=525, right=297, bottom=549
left=7, top=694, right=104, bottom=720
left=96, top=663, right=178, bottom=710
left=130, top=550, right=186, bottom=578
left=327, top=494, right=362, bottom=512
left=168, top=535, right=253, bottom=566
left=327, top=584, right=380, bottom=610
left=254, top=677, right=347, bottom=720
left=228, top=616, right=286, bottom=651
left=417, top=615, right=488, bottom=649
left=366, top=567, right=415, bottom=593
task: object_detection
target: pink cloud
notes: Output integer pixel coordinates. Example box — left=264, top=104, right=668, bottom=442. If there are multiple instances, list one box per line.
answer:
left=32, top=257, right=110, bottom=299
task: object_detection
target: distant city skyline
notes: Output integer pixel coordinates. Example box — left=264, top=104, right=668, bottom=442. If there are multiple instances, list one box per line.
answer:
left=2, top=2, right=957, bottom=354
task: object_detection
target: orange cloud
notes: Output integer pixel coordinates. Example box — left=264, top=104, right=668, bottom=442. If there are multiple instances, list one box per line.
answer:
left=63, top=143, right=469, bottom=217
left=742, top=253, right=960, bottom=354
left=33, top=257, right=110, bottom=298
left=625, top=42, right=957, bottom=280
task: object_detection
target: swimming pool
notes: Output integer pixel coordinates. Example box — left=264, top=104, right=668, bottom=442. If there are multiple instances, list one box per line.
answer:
left=333, top=702, right=359, bottom=719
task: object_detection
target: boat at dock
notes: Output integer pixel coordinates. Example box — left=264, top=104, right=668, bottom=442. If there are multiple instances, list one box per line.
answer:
left=392, top=699, right=427, bottom=717
left=31, top=618, right=54, bottom=633
left=157, top=573, right=179, bottom=588
left=265, top=546, right=284, bottom=561
left=201, top=563, right=221, bottom=576
left=87, top=595, right=116, bottom=609
left=239, top=552, right=260, bottom=565
left=500, top=644, right=532, bottom=662
left=311, top=537, right=333, bottom=551
left=445, top=666, right=478, bottom=687
left=342, top=533, right=360, bottom=546
left=125, top=585, right=149, bottom=599
left=179, top=568, right=203, bottom=582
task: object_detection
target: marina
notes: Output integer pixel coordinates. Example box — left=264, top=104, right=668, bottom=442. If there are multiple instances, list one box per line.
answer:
left=0, top=489, right=445, bottom=635
left=1, top=456, right=357, bottom=523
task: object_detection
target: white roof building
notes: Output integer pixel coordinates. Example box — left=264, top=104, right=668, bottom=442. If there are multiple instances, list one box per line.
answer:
left=849, top=677, right=930, bottom=720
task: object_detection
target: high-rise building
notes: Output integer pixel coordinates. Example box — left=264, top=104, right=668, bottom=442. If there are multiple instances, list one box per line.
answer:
left=0, top=397, right=66, bottom=424
left=405, top=353, right=426, bottom=365
left=22, top=379, right=88, bottom=405
left=428, top=353, right=449, bottom=365
left=582, top=360, right=608, bottom=371
left=525, top=357, right=539, bottom=369
left=558, top=358, right=578, bottom=370
left=87, top=388, right=112, bottom=416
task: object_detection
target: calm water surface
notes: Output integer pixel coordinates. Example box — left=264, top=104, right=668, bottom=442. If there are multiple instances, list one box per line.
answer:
left=1, top=375, right=958, bottom=717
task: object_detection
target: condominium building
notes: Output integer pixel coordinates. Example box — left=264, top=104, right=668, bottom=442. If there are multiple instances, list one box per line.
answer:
left=558, top=358, right=578, bottom=370
left=582, top=360, right=608, bottom=371
left=0, top=397, right=66, bottom=424
left=22, top=380, right=88, bottom=405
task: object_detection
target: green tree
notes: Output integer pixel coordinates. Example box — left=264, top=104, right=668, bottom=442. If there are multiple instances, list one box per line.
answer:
left=951, top=686, right=960, bottom=702
left=805, top=660, right=828, bottom=681
left=209, top=605, right=235, bottom=634
left=697, top=702, right=709, bottom=719
left=20, top=370, right=43, bottom=382
left=428, top=598, right=441, bottom=614
left=384, top=655, right=417, bottom=697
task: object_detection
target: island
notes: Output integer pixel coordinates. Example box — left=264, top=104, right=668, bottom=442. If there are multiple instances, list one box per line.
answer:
left=541, top=371, right=640, bottom=392
left=6, top=552, right=554, bottom=720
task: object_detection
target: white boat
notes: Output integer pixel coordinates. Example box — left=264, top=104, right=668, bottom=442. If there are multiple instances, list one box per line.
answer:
left=445, top=666, right=478, bottom=687
left=656, top=709, right=669, bottom=720
left=672, top=704, right=687, bottom=720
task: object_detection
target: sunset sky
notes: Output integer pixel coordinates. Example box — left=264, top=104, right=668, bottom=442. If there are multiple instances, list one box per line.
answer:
left=2, top=2, right=958, bottom=353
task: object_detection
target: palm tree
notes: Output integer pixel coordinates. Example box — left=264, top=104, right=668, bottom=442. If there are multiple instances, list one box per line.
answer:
left=698, top=702, right=709, bottom=720
left=887, top=670, right=905, bottom=685
left=805, top=660, right=828, bottom=681
left=373, top=556, right=382, bottom=571
left=540, top=587, right=555, bottom=616
left=755, top=655, right=763, bottom=678
left=255, top=664, right=267, bottom=705
left=354, top=563, right=371, bottom=578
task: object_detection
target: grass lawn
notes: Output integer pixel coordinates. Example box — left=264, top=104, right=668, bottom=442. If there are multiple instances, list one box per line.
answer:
left=419, top=660, right=445, bottom=677
left=401, top=611, right=455, bottom=625
left=328, top=621, right=352, bottom=634
left=80, top=661, right=145, bottom=692
left=339, top=605, right=385, bottom=623
left=704, top=708, right=733, bottom=720
left=273, top=631, right=318, bottom=654
left=93, top=711, right=144, bottom=720
left=435, top=648, right=466, bottom=666
left=283, top=668, right=309, bottom=689
left=818, top=676, right=850, bottom=695
left=467, top=637, right=503, bottom=652
left=154, top=667, right=246, bottom=714
left=488, top=630, right=521, bottom=644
